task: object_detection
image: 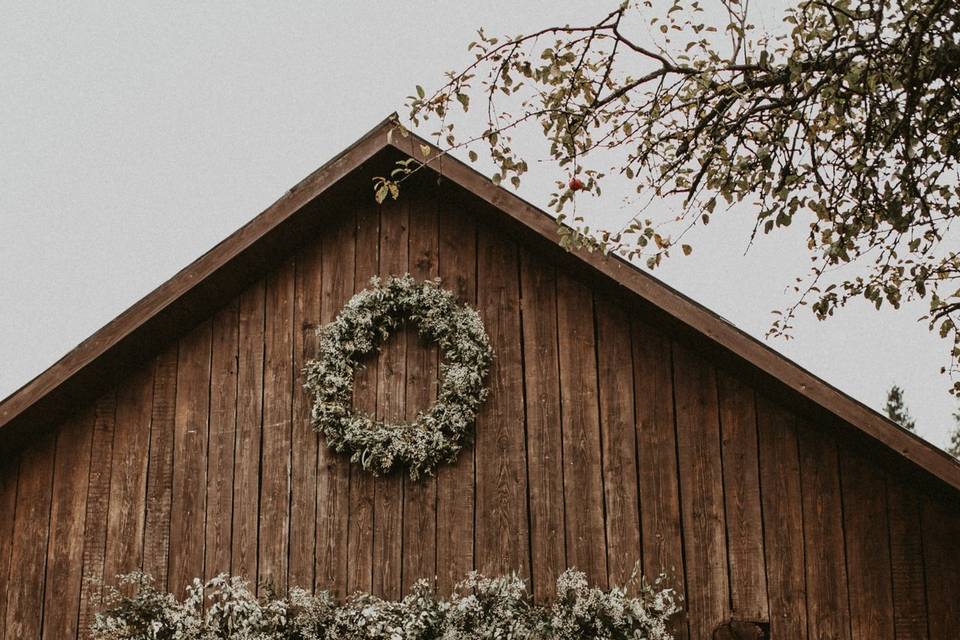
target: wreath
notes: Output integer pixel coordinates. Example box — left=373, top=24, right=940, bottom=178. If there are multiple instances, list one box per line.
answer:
left=304, top=274, right=493, bottom=480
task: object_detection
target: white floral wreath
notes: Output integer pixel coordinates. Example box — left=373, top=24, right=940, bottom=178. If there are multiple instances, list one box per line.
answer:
left=304, top=274, right=492, bottom=480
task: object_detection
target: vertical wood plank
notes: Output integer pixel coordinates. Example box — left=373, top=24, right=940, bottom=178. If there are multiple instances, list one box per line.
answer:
left=143, top=346, right=178, bottom=586
left=923, top=493, right=960, bottom=639
left=5, top=433, right=55, bottom=640
left=347, top=200, right=378, bottom=594
left=717, top=372, right=768, bottom=620
left=630, top=314, right=689, bottom=640
left=0, top=453, right=19, bottom=640
left=435, top=192, right=477, bottom=595
left=402, top=187, right=439, bottom=594
left=632, top=319, right=687, bottom=640
left=259, top=259, right=295, bottom=593
left=756, top=396, right=807, bottom=640
left=372, top=196, right=408, bottom=600
left=556, top=274, right=607, bottom=587
left=315, top=210, right=354, bottom=596
left=474, top=222, right=529, bottom=580
left=77, top=391, right=117, bottom=635
left=168, top=320, right=212, bottom=597
left=518, top=249, right=565, bottom=601
left=840, top=450, right=895, bottom=640
left=232, top=282, right=265, bottom=582
left=887, top=477, right=929, bottom=639
left=797, top=420, right=851, bottom=640
left=595, top=299, right=641, bottom=589
left=205, top=302, right=239, bottom=580
left=104, top=366, right=154, bottom=589
left=42, top=409, right=94, bottom=640
left=672, top=343, right=729, bottom=639
left=290, top=242, right=321, bottom=591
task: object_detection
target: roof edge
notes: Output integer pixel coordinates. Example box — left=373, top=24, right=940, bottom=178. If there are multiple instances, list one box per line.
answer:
left=2, top=113, right=958, bottom=494
left=0, top=114, right=396, bottom=434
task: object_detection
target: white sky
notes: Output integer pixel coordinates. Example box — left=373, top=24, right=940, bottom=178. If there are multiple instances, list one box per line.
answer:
left=0, top=1, right=954, bottom=450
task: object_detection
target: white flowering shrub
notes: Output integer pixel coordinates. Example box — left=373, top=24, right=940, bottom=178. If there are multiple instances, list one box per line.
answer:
left=304, top=274, right=493, bottom=480
left=444, top=572, right=537, bottom=640
left=92, top=569, right=679, bottom=640
left=542, top=570, right=679, bottom=640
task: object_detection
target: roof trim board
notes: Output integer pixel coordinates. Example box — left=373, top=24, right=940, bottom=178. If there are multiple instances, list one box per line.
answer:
left=3, top=114, right=958, bottom=493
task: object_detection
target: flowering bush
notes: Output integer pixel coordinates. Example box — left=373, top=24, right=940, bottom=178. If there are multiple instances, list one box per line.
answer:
left=304, top=274, right=493, bottom=480
left=91, top=568, right=680, bottom=640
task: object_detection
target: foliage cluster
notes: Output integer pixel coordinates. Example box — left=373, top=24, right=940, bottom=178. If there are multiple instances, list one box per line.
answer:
left=303, top=274, right=492, bottom=480
left=401, top=0, right=960, bottom=391
left=884, top=385, right=917, bottom=432
left=92, top=569, right=680, bottom=640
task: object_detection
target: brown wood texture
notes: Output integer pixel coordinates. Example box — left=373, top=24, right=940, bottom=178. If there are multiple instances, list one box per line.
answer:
left=104, top=367, right=154, bottom=587
left=632, top=319, right=687, bottom=640
left=756, top=395, right=807, bottom=640
left=41, top=409, right=93, bottom=640
left=5, top=433, right=55, bottom=639
left=168, top=320, right=212, bottom=597
left=519, top=248, right=566, bottom=600
left=474, top=222, right=529, bottom=580
left=673, top=344, right=730, bottom=639
left=290, top=241, right=320, bottom=591
left=142, top=346, right=178, bottom=584
left=315, top=209, right=353, bottom=596
left=4, top=174, right=960, bottom=640
left=231, top=282, right=264, bottom=582
left=797, top=421, right=851, bottom=640
left=923, top=492, right=960, bottom=639
left=841, top=451, right=895, bottom=640
left=556, top=273, right=607, bottom=587
left=434, top=187, right=477, bottom=595
left=717, top=372, right=767, bottom=621
left=402, top=187, right=440, bottom=594
left=595, top=299, right=641, bottom=589
left=372, top=196, right=407, bottom=600
left=206, top=302, right=239, bottom=581
left=77, top=392, right=117, bottom=636
left=346, top=198, right=378, bottom=594
left=0, top=450, right=19, bottom=640
left=887, top=477, right=929, bottom=639
left=258, top=260, right=295, bottom=593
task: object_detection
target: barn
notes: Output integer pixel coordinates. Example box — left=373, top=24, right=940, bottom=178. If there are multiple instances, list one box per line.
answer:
left=1, top=116, right=959, bottom=640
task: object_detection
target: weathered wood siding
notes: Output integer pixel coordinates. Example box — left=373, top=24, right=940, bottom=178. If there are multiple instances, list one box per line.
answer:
left=3, top=177, right=959, bottom=640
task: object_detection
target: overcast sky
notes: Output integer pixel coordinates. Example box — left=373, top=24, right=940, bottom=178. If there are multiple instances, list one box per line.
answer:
left=1, top=1, right=955, bottom=450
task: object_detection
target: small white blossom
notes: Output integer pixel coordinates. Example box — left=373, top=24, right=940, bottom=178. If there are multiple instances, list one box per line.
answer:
left=91, top=566, right=679, bottom=640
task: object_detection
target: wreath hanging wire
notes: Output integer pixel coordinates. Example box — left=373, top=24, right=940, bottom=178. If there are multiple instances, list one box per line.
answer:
left=304, top=274, right=493, bottom=480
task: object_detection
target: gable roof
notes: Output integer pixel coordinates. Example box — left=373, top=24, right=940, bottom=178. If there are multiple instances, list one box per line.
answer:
left=3, top=114, right=959, bottom=493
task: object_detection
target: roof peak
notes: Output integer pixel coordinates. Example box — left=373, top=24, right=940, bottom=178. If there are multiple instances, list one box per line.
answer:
left=3, top=114, right=958, bottom=493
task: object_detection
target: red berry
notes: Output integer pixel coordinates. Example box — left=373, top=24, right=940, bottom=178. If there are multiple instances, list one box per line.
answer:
left=568, top=177, right=585, bottom=191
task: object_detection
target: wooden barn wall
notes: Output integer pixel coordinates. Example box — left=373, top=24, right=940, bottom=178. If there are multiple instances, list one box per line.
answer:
left=2, top=178, right=960, bottom=640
